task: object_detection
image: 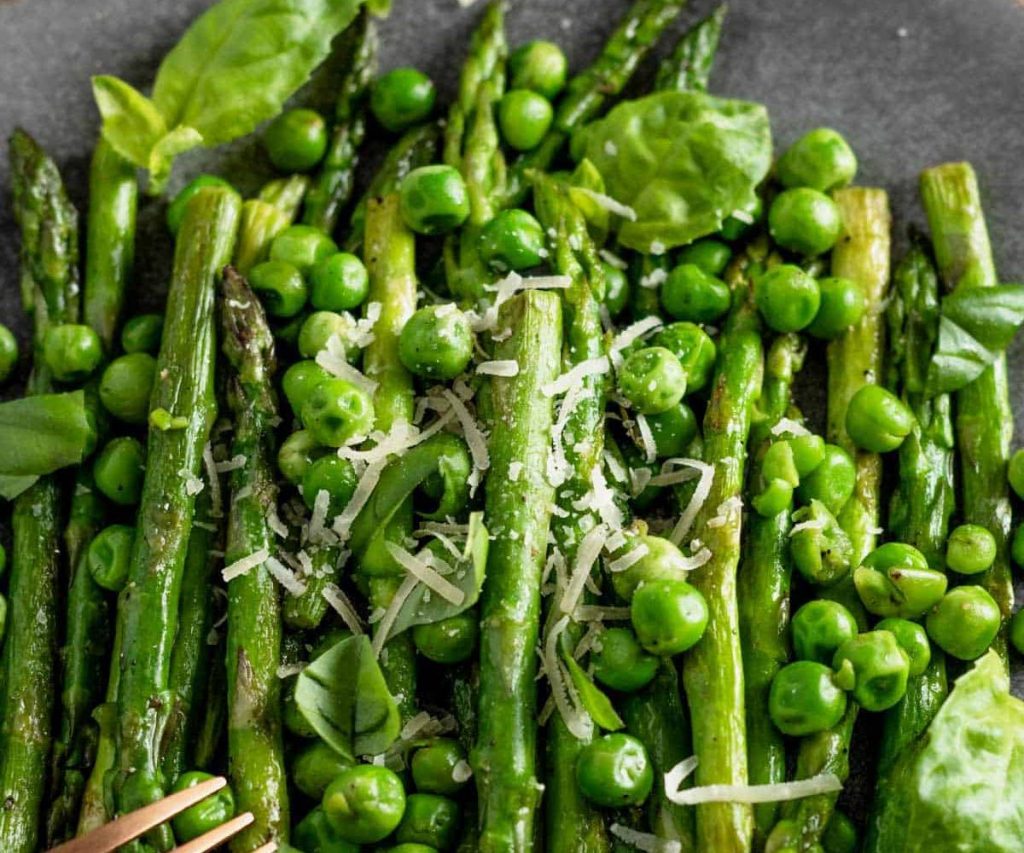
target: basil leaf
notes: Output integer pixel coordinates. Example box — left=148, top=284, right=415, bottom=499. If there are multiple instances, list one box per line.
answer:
left=389, top=512, right=488, bottom=639
left=578, top=91, right=772, bottom=253
left=563, top=653, right=624, bottom=732
left=0, top=391, right=90, bottom=481
left=152, top=0, right=365, bottom=146
left=295, top=634, right=400, bottom=760
left=91, top=76, right=167, bottom=169
left=923, top=284, right=1024, bottom=396
left=0, top=475, right=39, bottom=502
left=147, top=126, right=204, bottom=196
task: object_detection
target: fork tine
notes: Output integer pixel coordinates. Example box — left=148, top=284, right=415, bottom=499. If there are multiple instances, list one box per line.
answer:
left=47, top=776, right=229, bottom=853
left=172, top=812, right=256, bottom=853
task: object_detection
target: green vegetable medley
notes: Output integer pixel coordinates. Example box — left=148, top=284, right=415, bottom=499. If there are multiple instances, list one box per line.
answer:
left=1, top=1, right=1023, bottom=852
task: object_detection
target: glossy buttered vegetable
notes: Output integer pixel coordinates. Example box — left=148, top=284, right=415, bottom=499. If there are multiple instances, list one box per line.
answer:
left=576, top=734, right=654, bottom=808
left=769, top=660, right=847, bottom=736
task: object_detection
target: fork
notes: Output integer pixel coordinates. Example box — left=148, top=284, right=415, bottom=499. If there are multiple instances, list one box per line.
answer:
left=47, top=776, right=277, bottom=853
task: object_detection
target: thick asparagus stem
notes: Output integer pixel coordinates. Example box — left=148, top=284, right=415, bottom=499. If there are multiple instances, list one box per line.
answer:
left=681, top=274, right=763, bottom=853
left=233, top=175, right=308, bottom=275
left=739, top=332, right=805, bottom=846
left=0, top=129, right=80, bottom=853
left=473, top=290, right=563, bottom=852
left=113, top=187, right=240, bottom=847
left=920, top=162, right=1014, bottom=659
left=302, top=11, right=376, bottom=234
left=361, top=194, right=419, bottom=721
left=655, top=3, right=726, bottom=92
left=503, top=0, right=686, bottom=208
left=767, top=188, right=891, bottom=853
left=221, top=267, right=289, bottom=850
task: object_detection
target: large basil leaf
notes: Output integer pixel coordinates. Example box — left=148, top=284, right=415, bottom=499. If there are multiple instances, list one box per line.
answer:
left=577, top=91, right=772, bottom=253
left=867, top=651, right=1024, bottom=851
left=388, top=512, right=488, bottom=639
left=0, top=391, right=90, bottom=495
left=924, top=284, right=1024, bottom=396
left=295, top=634, right=400, bottom=760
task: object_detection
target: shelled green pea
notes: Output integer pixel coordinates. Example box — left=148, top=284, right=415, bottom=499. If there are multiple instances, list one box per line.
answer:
left=845, top=384, right=914, bottom=453
left=832, top=630, right=911, bottom=711
left=777, top=128, right=858, bottom=192
left=618, top=346, right=687, bottom=415
left=576, top=733, right=653, bottom=808
left=264, top=108, right=328, bottom=172
left=768, top=187, right=842, bottom=256
left=398, top=304, right=474, bottom=381
left=170, top=771, right=236, bottom=842
left=99, top=352, right=157, bottom=424
left=509, top=40, right=567, bottom=99
left=87, top=524, right=135, bottom=592
left=854, top=542, right=947, bottom=619
left=43, top=324, right=103, bottom=383
left=769, top=660, right=847, bottom=735
left=499, top=90, right=553, bottom=151
left=755, top=265, right=821, bottom=333
left=322, top=764, right=407, bottom=844
left=945, top=523, right=997, bottom=575
left=0, top=323, right=18, bottom=383
left=926, top=586, right=1001, bottom=660
left=93, top=436, right=145, bottom=506
left=371, top=68, right=436, bottom=132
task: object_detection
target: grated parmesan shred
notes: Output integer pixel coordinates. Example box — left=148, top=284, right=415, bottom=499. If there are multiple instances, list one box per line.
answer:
left=222, top=548, right=269, bottom=582
left=476, top=359, right=519, bottom=377
left=385, top=542, right=465, bottom=605
left=664, top=754, right=842, bottom=805
left=669, top=459, right=714, bottom=546
left=543, top=356, right=610, bottom=398
left=265, top=556, right=307, bottom=596
left=572, top=187, right=638, bottom=221
left=636, top=414, right=657, bottom=463
left=371, top=574, right=420, bottom=658
left=608, top=543, right=648, bottom=573
left=316, top=335, right=378, bottom=395
left=322, top=583, right=364, bottom=635
left=559, top=524, right=609, bottom=616
left=202, top=443, right=223, bottom=518
left=771, top=417, right=811, bottom=437
left=544, top=615, right=590, bottom=739
left=609, top=823, right=682, bottom=853
left=442, top=390, right=489, bottom=496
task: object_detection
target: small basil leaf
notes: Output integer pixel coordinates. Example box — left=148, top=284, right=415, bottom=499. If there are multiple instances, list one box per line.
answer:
left=563, top=653, right=625, bottom=732
left=0, top=475, right=39, bottom=501
left=941, top=284, right=1024, bottom=351
left=147, top=126, right=204, bottom=196
left=295, top=634, right=400, bottom=760
left=91, top=75, right=167, bottom=169
left=0, top=391, right=90, bottom=479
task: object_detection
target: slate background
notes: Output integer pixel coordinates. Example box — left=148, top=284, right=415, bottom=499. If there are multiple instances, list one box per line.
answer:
left=0, top=0, right=1022, bottom=826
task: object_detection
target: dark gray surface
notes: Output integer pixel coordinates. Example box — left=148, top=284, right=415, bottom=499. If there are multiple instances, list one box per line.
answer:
left=0, top=0, right=1022, bottom=827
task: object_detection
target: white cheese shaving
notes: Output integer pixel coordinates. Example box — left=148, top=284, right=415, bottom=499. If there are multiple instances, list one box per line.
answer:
left=603, top=449, right=629, bottom=486
left=452, top=759, right=473, bottom=783
left=669, top=459, right=715, bottom=546
left=575, top=604, right=632, bottom=622
left=664, top=758, right=842, bottom=805
left=265, top=556, right=307, bottom=596
left=202, top=443, right=223, bottom=518
left=266, top=504, right=289, bottom=539
left=332, top=458, right=387, bottom=541
left=543, top=356, right=610, bottom=398
left=316, top=334, right=378, bottom=395
left=508, top=460, right=523, bottom=482
left=559, top=524, right=609, bottom=616
left=573, top=187, right=638, bottom=221
left=548, top=383, right=586, bottom=487
left=222, top=548, right=269, bottom=582
left=598, top=248, right=628, bottom=270
left=443, top=390, right=489, bottom=496
left=639, top=267, right=668, bottom=290
left=609, top=823, right=682, bottom=853
left=608, top=543, right=648, bottom=573
left=308, top=489, right=332, bottom=545
left=707, top=495, right=743, bottom=529
left=470, top=272, right=572, bottom=332
left=371, top=574, right=419, bottom=658
left=611, top=316, right=663, bottom=354
left=771, top=417, right=811, bottom=437
left=476, top=359, right=520, bottom=377
left=180, top=468, right=205, bottom=496
left=322, top=583, right=364, bottom=635
left=630, top=466, right=652, bottom=496
left=636, top=414, right=658, bottom=463
left=544, top=615, right=591, bottom=739
left=276, top=662, right=306, bottom=679
left=215, top=454, right=246, bottom=473
left=789, top=517, right=826, bottom=536
left=386, top=542, right=465, bottom=606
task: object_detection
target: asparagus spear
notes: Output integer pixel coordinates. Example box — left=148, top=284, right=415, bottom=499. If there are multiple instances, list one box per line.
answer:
left=473, top=290, right=563, bottom=852
left=360, top=193, right=419, bottom=721
left=681, top=268, right=763, bottom=853
left=302, top=11, right=377, bottom=234
left=920, top=162, right=1014, bottom=659
left=503, top=0, right=685, bottom=208
left=221, top=267, right=289, bottom=850
left=113, top=186, right=240, bottom=847
left=234, top=175, right=308, bottom=275
left=655, top=3, right=726, bottom=92
left=767, top=188, right=891, bottom=853
left=531, top=172, right=610, bottom=853
left=0, top=129, right=80, bottom=853
left=739, top=332, right=805, bottom=847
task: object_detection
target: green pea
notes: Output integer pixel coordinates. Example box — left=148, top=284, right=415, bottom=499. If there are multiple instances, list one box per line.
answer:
left=43, top=324, right=103, bottom=383
left=399, top=166, right=470, bottom=236
left=398, top=304, right=474, bottom=381
left=777, top=128, right=858, bottom=193
left=283, top=677, right=317, bottom=738
left=509, top=40, right=567, bottom=99
left=618, top=346, right=687, bottom=415
left=478, top=209, right=546, bottom=272
left=789, top=499, right=853, bottom=585
left=832, top=631, right=911, bottom=712
left=283, top=360, right=334, bottom=418
left=264, top=108, right=328, bottom=172
left=768, top=188, right=843, bottom=256
left=786, top=434, right=826, bottom=477
left=310, top=253, right=369, bottom=312
left=602, top=262, right=630, bottom=318
left=87, top=524, right=135, bottom=592
left=660, top=263, right=731, bottom=324
left=576, top=733, right=653, bottom=808
left=322, top=764, right=407, bottom=844
left=796, top=443, right=856, bottom=514
left=610, top=535, right=693, bottom=602
left=821, top=809, right=859, bottom=853
left=1010, top=609, right=1024, bottom=657
left=718, top=195, right=763, bottom=242
left=754, top=264, right=821, bottom=333
left=591, top=626, right=659, bottom=693
left=1013, top=523, right=1024, bottom=569
left=371, top=68, right=436, bottom=132
left=926, top=586, right=1001, bottom=661
left=249, top=260, right=308, bottom=318
left=845, top=384, right=914, bottom=453
left=1008, top=448, right=1024, bottom=499
left=677, top=239, right=732, bottom=277
left=167, top=175, right=235, bottom=235
left=388, top=845, right=437, bottom=853
left=413, top=611, right=478, bottom=664
left=875, top=618, right=931, bottom=677
left=292, top=741, right=354, bottom=801
left=854, top=542, right=948, bottom=619
left=791, top=600, right=858, bottom=665
left=0, top=323, right=18, bottom=383
left=394, top=793, right=459, bottom=850
left=99, top=352, right=156, bottom=424
left=278, top=429, right=324, bottom=484
left=642, top=401, right=698, bottom=459
left=769, top=660, right=847, bottom=736
left=301, top=378, right=375, bottom=448
left=751, top=479, right=794, bottom=518
left=411, top=739, right=468, bottom=796
left=945, top=523, right=997, bottom=575
left=121, top=314, right=164, bottom=355
left=93, top=436, right=145, bottom=506
left=762, top=441, right=800, bottom=487
left=631, top=578, right=709, bottom=656
left=652, top=322, right=717, bottom=394
left=302, top=455, right=358, bottom=516
left=498, top=89, right=553, bottom=151
left=807, top=276, right=865, bottom=340
left=270, top=225, right=338, bottom=275
left=293, top=806, right=359, bottom=853
left=170, top=771, right=235, bottom=843
left=298, top=312, right=356, bottom=361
